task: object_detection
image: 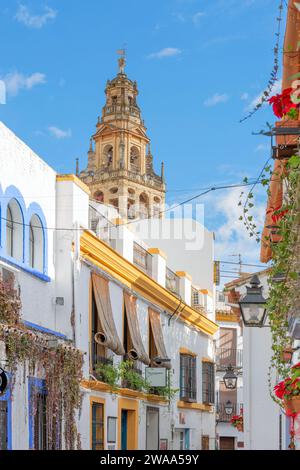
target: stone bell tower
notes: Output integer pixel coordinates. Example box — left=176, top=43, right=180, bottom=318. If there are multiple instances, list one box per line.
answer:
left=79, top=54, right=166, bottom=220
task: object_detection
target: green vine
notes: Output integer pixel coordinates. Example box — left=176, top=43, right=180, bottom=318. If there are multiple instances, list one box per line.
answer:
left=267, top=155, right=300, bottom=382
left=0, top=278, right=83, bottom=449
left=239, top=154, right=300, bottom=403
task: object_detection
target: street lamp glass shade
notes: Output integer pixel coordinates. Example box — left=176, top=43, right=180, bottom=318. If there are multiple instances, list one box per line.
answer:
left=239, top=304, right=267, bottom=326
left=225, top=400, right=233, bottom=415
left=223, top=367, right=237, bottom=390
left=239, top=275, right=267, bottom=327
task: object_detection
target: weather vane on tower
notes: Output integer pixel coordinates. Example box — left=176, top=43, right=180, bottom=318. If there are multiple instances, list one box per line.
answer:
left=117, top=45, right=127, bottom=74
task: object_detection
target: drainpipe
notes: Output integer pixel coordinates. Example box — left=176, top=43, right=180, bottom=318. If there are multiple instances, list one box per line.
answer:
left=71, top=221, right=80, bottom=346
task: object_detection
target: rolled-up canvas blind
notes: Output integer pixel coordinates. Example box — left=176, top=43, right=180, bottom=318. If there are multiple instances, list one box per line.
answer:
left=124, top=292, right=150, bottom=365
left=149, top=308, right=171, bottom=369
left=92, top=273, right=125, bottom=356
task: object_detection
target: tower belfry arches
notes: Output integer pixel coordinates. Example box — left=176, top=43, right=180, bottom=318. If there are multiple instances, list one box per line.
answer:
left=79, top=57, right=166, bottom=220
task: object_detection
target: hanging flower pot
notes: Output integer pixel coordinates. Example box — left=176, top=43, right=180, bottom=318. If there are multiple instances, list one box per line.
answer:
left=284, top=396, right=300, bottom=414
left=275, top=120, right=300, bottom=146
left=266, top=224, right=281, bottom=244
left=274, top=363, right=300, bottom=416
left=230, top=414, right=243, bottom=432
left=236, top=422, right=244, bottom=432
left=281, top=347, right=294, bottom=363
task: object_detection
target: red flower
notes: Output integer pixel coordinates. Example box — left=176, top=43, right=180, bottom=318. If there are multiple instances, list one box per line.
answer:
left=268, top=88, right=298, bottom=118
left=291, top=362, right=300, bottom=370
left=274, top=380, right=286, bottom=399
left=270, top=205, right=289, bottom=224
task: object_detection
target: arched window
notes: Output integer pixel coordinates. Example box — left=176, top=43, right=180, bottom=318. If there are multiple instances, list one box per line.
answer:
left=130, top=147, right=140, bottom=173
left=28, top=214, right=44, bottom=272
left=102, top=145, right=113, bottom=168
left=6, top=199, right=23, bottom=261
left=29, top=222, right=34, bottom=267
left=153, top=197, right=161, bottom=218
left=139, top=193, right=149, bottom=219
left=6, top=205, right=13, bottom=257
left=94, top=191, right=104, bottom=203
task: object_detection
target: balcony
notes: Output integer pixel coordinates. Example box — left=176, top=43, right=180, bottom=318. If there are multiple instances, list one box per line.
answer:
left=133, top=242, right=152, bottom=276
left=217, top=402, right=243, bottom=423
left=216, top=348, right=243, bottom=371
left=191, top=287, right=206, bottom=315
left=88, top=169, right=165, bottom=191
left=88, top=204, right=116, bottom=249
left=166, top=268, right=180, bottom=296
left=121, top=358, right=144, bottom=390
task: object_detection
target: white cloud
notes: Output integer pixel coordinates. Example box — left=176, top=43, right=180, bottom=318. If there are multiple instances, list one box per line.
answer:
left=255, top=143, right=269, bottom=152
left=246, top=79, right=282, bottom=111
left=2, top=72, right=46, bottom=96
left=148, top=47, right=182, bottom=59
left=192, top=11, right=205, bottom=24
left=204, top=187, right=266, bottom=269
left=204, top=93, right=229, bottom=107
left=15, top=4, right=57, bottom=29
left=241, top=92, right=249, bottom=101
left=48, top=126, right=72, bottom=139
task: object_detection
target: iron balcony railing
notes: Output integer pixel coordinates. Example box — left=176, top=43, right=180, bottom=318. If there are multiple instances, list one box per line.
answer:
left=191, top=286, right=206, bottom=315
left=88, top=169, right=164, bottom=189
left=217, top=402, right=243, bottom=423
left=166, top=268, right=180, bottom=296
left=133, top=242, right=152, bottom=276
left=88, top=204, right=116, bottom=249
left=216, top=348, right=243, bottom=370
left=103, top=104, right=141, bottom=118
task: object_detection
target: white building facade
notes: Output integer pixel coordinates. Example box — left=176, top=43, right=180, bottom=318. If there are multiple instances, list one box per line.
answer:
left=215, top=291, right=244, bottom=450
left=224, top=272, right=290, bottom=450
left=0, top=121, right=218, bottom=450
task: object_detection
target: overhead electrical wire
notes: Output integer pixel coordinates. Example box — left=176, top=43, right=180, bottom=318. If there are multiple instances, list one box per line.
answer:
left=0, top=176, right=279, bottom=232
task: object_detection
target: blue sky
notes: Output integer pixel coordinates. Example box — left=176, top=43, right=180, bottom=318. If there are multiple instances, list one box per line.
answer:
left=0, top=0, right=283, bottom=279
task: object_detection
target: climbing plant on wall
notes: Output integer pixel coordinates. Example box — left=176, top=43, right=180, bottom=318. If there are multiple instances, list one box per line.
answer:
left=0, top=277, right=84, bottom=450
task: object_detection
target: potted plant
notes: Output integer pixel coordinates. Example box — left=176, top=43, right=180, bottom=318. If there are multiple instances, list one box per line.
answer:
left=274, top=362, right=300, bottom=414
left=268, top=88, right=300, bottom=147
left=281, top=346, right=294, bottom=364
left=230, top=414, right=243, bottom=432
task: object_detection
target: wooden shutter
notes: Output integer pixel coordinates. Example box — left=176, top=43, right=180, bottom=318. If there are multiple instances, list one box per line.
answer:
left=201, top=435, right=210, bottom=450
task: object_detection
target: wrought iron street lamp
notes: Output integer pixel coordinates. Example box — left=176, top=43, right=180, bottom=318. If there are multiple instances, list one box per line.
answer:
left=225, top=400, right=234, bottom=416
left=239, top=275, right=267, bottom=327
left=223, top=365, right=238, bottom=390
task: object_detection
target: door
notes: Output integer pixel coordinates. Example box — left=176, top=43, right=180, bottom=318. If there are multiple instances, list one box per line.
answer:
left=146, top=407, right=159, bottom=450
left=219, top=436, right=235, bottom=450
left=184, top=429, right=190, bottom=450
left=121, top=410, right=128, bottom=450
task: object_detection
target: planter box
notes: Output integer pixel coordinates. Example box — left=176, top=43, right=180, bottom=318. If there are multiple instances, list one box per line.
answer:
left=284, top=396, right=300, bottom=414
left=276, top=120, right=300, bottom=146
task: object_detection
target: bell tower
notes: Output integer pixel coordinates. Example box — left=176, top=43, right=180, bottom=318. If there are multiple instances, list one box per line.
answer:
left=79, top=55, right=166, bottom=220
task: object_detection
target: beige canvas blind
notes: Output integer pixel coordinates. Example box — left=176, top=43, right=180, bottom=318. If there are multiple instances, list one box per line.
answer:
left=149, top=308, right=171, bottom=369
left=124, top=292, right=150, bottom=365
left=92, top=273, right=125, bottom=356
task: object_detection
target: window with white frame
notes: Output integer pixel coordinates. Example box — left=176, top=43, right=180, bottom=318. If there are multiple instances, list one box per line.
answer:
left=6, top=199, right=23, bottom=261
left=28, top=215, right=44, bottom=272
